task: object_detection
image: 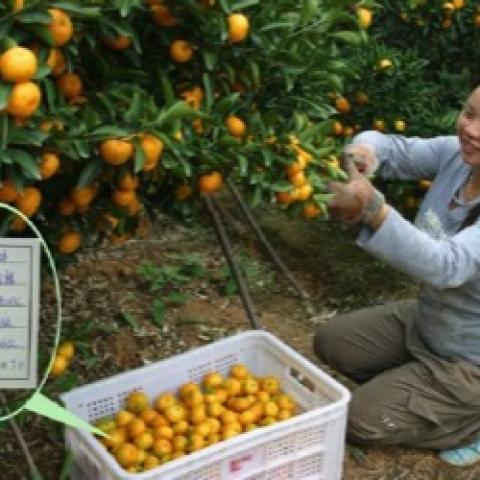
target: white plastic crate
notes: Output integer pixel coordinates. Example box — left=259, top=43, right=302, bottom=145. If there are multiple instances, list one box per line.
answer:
left=60, top=330, right=350, bottom=480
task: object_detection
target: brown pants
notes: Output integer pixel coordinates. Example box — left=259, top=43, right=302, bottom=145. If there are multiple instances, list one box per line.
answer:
left=313, top=300, right=480, bottom=450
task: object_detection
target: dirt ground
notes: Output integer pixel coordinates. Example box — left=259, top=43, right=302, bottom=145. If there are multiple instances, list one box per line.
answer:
left=1, top=202, right=480, bottom=480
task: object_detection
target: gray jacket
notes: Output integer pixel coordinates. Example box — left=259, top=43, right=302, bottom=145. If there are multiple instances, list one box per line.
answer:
left=352, top=131, right=480, bottom=366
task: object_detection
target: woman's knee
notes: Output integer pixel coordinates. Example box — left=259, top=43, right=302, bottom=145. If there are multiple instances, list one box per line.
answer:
left=313, top=320, right=341, bottom=365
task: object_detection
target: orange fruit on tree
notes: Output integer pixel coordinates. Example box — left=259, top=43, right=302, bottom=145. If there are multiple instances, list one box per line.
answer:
left=102, top=36, right=131, bottom=50
left=394, top=119, right=406, bottom=132
left=357, top=7, right=373, bottom=29
left=100, top=138, right=134, bottom=165
left=15, top=186, right=41, bottom=217
left=335, top=96, right=351, bottom=114
left=303, top=202, right=321, bottom=219
left=47, top=9, right=74, bottom=46
left=373, top=118, right=386, bottom=132
left=46, top=48, right=66, bottom=76
left=56, top=73, right=82, bottom=99
left=112, top=189, right=137, bottom=208
left=0, top=179, right=19, bottom=203
left=58, top=198, right=76, bottom=216
left=151, top=4, right=177, bottom=26
left=377, top=58, right=392, bottom=70
left=50, top=355, right=68, bottom=377
left=228, top=13, right=249, bottom=43
left=295, top=183, right=313, bottom=201
left=12, top=0, right=24, bottom=11
left=288, top=170, right=307, bottom=188
left=140, top=134, right=163, bottom=170
left=354, top=91, right=369, bottom=105
left=118, top=172, right=139, bottom=191
left=57, top=341, right=75, bottom=360
left=331, top=120, right=343, bottom=136
left=70, top=185, right=96, bottom=209
left=276, top=190, right=298, bottom=205
left=7, top=81, right=41, bottom=118
left=58, top=231, right=82, bottom=254
left=225, top=115, right=246, bottom=137
left=175, top=183, right=192, bottom=201
left=169, top=40, right=193, bottom=63
left=40, top=152, right=60, bottom=179
left=197, top=170, right=223, bottom=194
left=419, top=179, right=432, bottom=191
left=0, top=46, right=38, bottom=82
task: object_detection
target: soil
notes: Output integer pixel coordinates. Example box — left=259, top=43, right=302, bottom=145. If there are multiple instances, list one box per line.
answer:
left=1, top=202, right=480, bottom=480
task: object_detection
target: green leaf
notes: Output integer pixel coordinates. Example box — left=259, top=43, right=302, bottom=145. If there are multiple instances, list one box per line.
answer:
left=77, top=160, right=103, bottom=187
left=134, top=144, right=146, bottom=172
left=330, top=31, right=362, bottom=46
left=119, top=311, right=140, bottom=331
left=8, top=149, right=41, bottom=180
left=214, top=93, right=240, bottom=115
left=238, top=155, right=248, bottom=177
left=124, top=91, right=142, bottom=122
left=231, top=0, right=259, bottom=9
left=202, top=73, right=214, bottom=114
left=90, top=125, right=129, bottom=138
left=202, top=50, right=217, bottom=71
left=164, top=291, right=187, bottom=305
left=15, top=10, right=51, bottom=23
left=154, top=101, right=197, bottom=127
left=8, top=128, right=47, bottom=147
left=59, top=451, right=74, bottom=480
left=33, top=64, right=52, bottom=81
left=0, top=83, right=12, bottom=110
left=152, top=299, right=166, bottom=327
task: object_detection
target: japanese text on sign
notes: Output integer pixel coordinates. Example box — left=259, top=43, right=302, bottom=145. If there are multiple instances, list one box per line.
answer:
left=0, top=239, right=40, bottom=389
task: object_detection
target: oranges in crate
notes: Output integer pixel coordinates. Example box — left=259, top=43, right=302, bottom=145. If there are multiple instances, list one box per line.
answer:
left=93, top=364, right=297, bottom=473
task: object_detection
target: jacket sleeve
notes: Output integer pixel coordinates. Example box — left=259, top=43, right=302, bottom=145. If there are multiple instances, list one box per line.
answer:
left=356, top=208, right=480, bottom=289
left=351, top=131, right=457, bottom=181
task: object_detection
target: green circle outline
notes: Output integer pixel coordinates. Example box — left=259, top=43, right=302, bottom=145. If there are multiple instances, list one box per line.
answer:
left=0, top=203, right=62, bottom=421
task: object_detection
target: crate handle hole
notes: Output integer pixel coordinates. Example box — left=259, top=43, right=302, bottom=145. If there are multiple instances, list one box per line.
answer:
left=289, top=367, right=315, bottom=392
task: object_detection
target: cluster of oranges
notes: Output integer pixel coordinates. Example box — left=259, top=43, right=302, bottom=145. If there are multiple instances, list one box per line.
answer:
left=50, top=341, right=75, bottom=377
left=0, top=8, right=77, bottom=122
left=275, top=137, right=323, bottom=219
left=94, top=363, right=297, bottom=473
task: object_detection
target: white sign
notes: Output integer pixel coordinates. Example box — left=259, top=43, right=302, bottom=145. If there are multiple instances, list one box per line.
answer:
left=0, top=238, right=40, bottom=389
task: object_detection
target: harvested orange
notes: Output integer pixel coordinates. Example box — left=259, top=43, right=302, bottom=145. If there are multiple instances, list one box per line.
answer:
left=155, top=392, right=177, bottom=412
left=127, top=418, right=146, bottom=438
left=0, top=46, right=38, bottom=82
left=126, top=391, right=150, bottom=414
left=100, top=139, right=134, bottom=166
left=152, top=438, right=173, bottom=456
left=228, top=13, right=249, bottom=43
left=56, top=73, right=83, bottom=99
left=164, top=404, right=186, bottom=424
left=230, top=363, right=249, bottom=380
left=197, top=171, right=223, bottom=194
left=15, top=186, right=41, bottom=217
left=40, top=152, right=60, bottom=179
left=7, top=81, right=41, bottom=118
left=133, top=432, right=154, bottom=451
left=58, top=231, right=82, bottom=254
left=203, top=372, right=224, bottom=389
left=116, top=410, right=135, bottom=428
left=169, top=40, right=193, bottom=63
left=115, top=443, right=139, bottom=468
left=48, top=9, right=73, bottom=46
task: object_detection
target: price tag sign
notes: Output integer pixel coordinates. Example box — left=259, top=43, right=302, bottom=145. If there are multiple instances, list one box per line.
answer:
left=0, top=239, right=40, bottom=389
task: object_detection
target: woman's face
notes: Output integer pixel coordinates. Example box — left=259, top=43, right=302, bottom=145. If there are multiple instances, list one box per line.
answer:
left=457, top=86, right=480, bottom=167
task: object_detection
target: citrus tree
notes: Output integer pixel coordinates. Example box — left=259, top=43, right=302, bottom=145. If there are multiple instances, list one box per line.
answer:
left=0, top=0, right=372, bottom=258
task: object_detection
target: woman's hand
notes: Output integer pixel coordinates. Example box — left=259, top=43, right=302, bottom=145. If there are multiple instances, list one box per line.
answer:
left=327, top=156, right=386, bottom=227
left=342, top=144, right=378, bottom=177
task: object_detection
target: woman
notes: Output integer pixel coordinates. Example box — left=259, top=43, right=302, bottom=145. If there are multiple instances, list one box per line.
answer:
left=314, top=82, right=480, bottom=467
